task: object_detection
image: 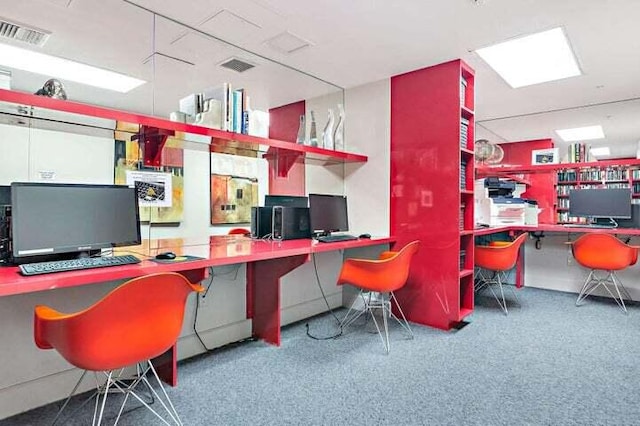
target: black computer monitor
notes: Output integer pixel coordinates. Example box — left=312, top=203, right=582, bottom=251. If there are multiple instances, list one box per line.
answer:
left=308, top=193, right=349, bottom=235
left=569, top=188, right=632, bottom=220
left=0, top=185, right=9, bottom=205
left=11, top=182, right=141, bottom=260
left=264, top=195, right=308, bottom=208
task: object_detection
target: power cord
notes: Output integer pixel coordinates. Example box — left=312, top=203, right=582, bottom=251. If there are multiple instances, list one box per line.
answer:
left=305, top=253, right=344, bottom=340
left=192, top=264, right=243, bottom=352
left=193, top=267, right=215, bottom=351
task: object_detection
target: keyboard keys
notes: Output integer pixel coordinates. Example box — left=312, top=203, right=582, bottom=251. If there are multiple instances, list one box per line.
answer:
left=19, top=255, right=140, bottom=276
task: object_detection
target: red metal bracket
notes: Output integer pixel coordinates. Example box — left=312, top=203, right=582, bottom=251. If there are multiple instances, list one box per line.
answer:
left=132, top=125, right=175, bottom=167
left=263, top=147, right=304, bottom=178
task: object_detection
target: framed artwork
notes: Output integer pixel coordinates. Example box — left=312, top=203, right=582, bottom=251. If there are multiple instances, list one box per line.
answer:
left=210, top=174, right=258, bottom=224
left=531, top=148, right=559, bottom=165
left=114, top=124, right=184, bottom=224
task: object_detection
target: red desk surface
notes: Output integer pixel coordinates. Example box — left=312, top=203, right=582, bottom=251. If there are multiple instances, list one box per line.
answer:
left=0, top=236, right=395, bottom=297
left=474, top=225, right=640, bottom=236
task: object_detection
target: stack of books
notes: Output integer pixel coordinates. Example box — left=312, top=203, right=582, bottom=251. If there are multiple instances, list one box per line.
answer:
left=460, top=160, right=467, bottom=189
left=460, top=118, right=469, bottom=149
left=567, top=143, right=592, bottom=163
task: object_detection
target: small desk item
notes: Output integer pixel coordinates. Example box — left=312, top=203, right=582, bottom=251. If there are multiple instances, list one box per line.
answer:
left=19, top=254, right=140, bottom=276
left=155, top=251, right=176, bottom=260
left=316, top=234, right=358, bottom=243
left=358, top=233, right=371, bottom=239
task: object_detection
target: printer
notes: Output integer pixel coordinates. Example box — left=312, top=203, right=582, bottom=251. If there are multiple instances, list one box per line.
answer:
left=475, top=178, right=539, bottom=226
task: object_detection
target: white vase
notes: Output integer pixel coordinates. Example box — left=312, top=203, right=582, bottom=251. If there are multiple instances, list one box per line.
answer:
left=309, top=111, right=318, bottom=147
left=322, top=108, right=335, bottom=150
left=296, top=114, right=305, bottom=144
left=333, top=103, right=345, bottom=151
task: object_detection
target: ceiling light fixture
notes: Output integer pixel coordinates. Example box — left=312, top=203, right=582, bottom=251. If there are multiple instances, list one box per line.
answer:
left=555, top=125, right=604, bottom=142
left=476, top=27, right=581, bottom=88
left=0, top=42, right=145, bottom=93
left=590, top=147, right=610, bottom=157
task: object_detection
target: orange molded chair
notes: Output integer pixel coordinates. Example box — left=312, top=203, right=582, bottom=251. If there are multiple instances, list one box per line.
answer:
left=34, top=272, right=204, bottom=425
left=228, top=228, right=251, bottom=236
left=474, top=232, right=528, bottom=315
left=569, top=233, right=639, bottom=313
left=337, top=240, right=420, bottom=354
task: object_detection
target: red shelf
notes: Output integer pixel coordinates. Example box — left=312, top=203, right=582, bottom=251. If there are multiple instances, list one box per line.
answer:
left=0, top=88, right=367, bottom=165
left=478, top=158, right=640, bottom=175
left=458, top=307, right=473, bottom=320
left=391, top=59, right=475, bottom=331
left=459, top=269, right=473, bottom=278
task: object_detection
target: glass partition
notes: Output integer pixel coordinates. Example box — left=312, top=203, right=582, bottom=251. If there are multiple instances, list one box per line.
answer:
left=0, top=1, right=347, bottom=254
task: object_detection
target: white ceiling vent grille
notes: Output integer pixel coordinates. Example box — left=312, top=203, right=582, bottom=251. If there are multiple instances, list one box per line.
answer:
left=219, top=57, right=255, bottom=73
left=0, top=18, right=50, bottom=47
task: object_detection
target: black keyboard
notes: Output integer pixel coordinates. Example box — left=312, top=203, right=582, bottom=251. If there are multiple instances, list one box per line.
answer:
left=19, top=254, right=141, bottom=276
left=316, top=234, right=358, bottom=243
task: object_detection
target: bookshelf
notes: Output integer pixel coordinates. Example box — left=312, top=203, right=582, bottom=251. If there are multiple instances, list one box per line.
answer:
left=0, top=89, right=367, bottom=172
left=390, top=59, right=475, bottom=330
left=556, top=164, right=638, bottom=224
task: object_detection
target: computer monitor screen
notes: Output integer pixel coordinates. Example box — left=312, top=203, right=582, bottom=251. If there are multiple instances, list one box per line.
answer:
left=0, top=185, right=9, bottom=205
left=569, top=188, right=632, bottom=219
left=264, top=195, right=308, bottom=208
left=308, top=194, right=349, bottom=234
left=11, top=182, right=141, bottom=259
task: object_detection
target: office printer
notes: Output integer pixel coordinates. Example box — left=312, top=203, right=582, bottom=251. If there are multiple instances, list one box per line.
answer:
left=475, top=178, right=538, bottom=226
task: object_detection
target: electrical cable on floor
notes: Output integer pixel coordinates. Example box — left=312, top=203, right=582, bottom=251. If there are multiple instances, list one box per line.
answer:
left=305, top=253, right=344, bottom=340
left=193, top=267, right=215, bottom=351
left=193, top=264, right=247, bottom=352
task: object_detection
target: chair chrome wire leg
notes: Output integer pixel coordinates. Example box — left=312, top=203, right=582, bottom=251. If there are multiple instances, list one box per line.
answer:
left=576, top=270, right=628, bottom=313
left=389, top=292, right=414, bottom=339
left=341, top=290, right=414, bottom=354
left=51, top=370, right=89, bottom=426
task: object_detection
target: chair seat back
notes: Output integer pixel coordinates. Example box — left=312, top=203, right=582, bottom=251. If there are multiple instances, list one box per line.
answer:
left=571, top=233, right=638, bottom=271
left=475, top=233, right=528, bottom=271
left=34, top=272, right=204, bottom=371
left=337, top=240, right=420, bottom=292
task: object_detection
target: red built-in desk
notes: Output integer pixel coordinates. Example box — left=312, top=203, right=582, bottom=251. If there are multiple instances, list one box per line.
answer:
left=0, top=235, right=394, bottom=385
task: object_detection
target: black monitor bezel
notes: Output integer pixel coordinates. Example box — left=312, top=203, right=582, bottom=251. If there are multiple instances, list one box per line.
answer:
left=10, top=182, right=141, bottom=259
left=568, top=187, right=632, bottom=219
left=308, top=193, right=349, bottom=235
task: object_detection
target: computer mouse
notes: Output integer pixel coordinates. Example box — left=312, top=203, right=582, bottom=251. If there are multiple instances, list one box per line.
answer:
left=155, top=251, right=176, bottom=260
left=358, top=233, right=371, bottom=239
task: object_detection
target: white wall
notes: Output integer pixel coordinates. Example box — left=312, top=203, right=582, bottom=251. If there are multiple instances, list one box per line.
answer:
left=344, top=79, right=391, bottom=237
left=524, top=235, right=640, bottom=300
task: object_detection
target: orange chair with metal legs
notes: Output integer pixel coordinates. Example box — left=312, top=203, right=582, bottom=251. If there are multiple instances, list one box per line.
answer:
left=337, top=240, right=420, bottom=354
left=34, top=272, right=204, bottom=425
left=569, top=233, right=638, bottom=313
left=474, top=232, right=528, bottom=315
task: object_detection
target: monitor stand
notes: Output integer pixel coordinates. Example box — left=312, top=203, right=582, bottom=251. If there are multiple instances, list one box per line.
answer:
left=592, top=217, right=618, bottom=228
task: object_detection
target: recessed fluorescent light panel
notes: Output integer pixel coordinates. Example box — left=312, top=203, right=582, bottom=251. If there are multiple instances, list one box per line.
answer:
left=0, top=43, right=145, bottom=93
left=476, top=27, right=581, bottom=88
left=556, top=125, right=604, bottom=142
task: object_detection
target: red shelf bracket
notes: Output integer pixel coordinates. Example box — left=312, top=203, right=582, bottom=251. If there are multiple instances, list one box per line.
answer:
left=132, top=125, right=175, bottom=167
left=264, top=147, right=304, bottom=178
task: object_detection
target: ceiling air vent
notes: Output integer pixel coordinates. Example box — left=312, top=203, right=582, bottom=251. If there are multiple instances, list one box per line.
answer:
left=219, top=57, right=255, bottom=73
left=0, top=18, right=50, bottom=47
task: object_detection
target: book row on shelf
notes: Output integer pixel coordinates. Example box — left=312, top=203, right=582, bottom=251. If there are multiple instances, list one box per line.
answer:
left=556, top=182, right=631, bottom=195
left=176, top=83, right=268, bottom=137
left=460, top=118, right=469, bottom=149
left=566, top=143, right=594, bottom=163
left=557, top=167, right=631, bottom=182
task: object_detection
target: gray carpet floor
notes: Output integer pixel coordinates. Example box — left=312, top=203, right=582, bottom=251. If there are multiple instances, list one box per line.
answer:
left=3, top=287, right=640, bottom=425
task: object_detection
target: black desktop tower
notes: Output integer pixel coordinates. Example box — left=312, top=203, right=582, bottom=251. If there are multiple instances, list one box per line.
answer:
left=0, top=204, right=11, bottom=264
left=251, top=207, right=273, bottom=238
left=272, top=206, right=311, bottom=240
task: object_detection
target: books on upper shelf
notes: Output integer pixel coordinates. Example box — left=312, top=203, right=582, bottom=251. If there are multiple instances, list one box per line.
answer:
left=566, top=143, right=593, bottom=163
left=181, top=84, right=262, bottom=136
